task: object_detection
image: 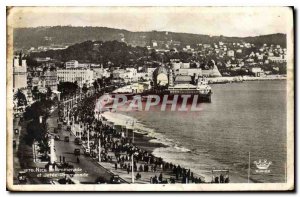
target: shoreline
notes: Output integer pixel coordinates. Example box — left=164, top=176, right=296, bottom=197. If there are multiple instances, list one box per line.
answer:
left=207, top=75, right=286, bottom=84
left=97, top=77, right=286, bottom=183
left=99, top=111, right=253, bottom=183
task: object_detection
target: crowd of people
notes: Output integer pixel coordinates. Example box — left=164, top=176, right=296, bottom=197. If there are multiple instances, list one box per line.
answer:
left=60, top=90, right=229, bottom=184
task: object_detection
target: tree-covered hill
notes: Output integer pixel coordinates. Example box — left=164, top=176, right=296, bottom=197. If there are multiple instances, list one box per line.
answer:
left=14, top=26, right=286, bottom=50
left=29, top=40, right=149, bottom=67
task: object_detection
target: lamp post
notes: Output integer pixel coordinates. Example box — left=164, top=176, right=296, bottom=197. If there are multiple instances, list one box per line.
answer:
left=131, top=154, right=134, bottom=183
left=98, top=137, right=101, bottom=162
left=87, top=127, right=90, bottom=149
left=126, top=119, right=136, bottom=143
left=131, top=152, right=138, bottom=183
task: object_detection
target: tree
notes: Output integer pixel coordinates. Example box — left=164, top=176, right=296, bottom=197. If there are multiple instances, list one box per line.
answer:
left=32, top=86, right=40, bottom=100
left=57, top=82, right=79, bottom=99
left=14, top=89, right=27, bottom=107
left=38, top=137, right=50, bottom=159
left=23, top=100, right=52, bottom=121
left=24, top=119, right=46, bottom=145
left=46, top=87, right=52, bottom=100
left=93, top=80, right=99, bottom=92
left=82, top=83, right=88, bottom=94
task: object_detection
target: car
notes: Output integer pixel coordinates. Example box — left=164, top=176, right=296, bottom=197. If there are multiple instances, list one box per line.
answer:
left=64, top=136, right=69, bottom=142
left=58, top=162, right=74, bottom=169
left=110, top=175, right=121, bottom=184
left=54, top=128, right=58, bottom=133
left=74, top=148, right=80, bottom=156
left=84, top=148, right=90, bottom=156
left=18, top=171, right=27, bottom=183
left=54, top=135, right=60, bottom=141
left=95, top=176, right=107, bottom=184
left=74, top=137, right=82, bottom=145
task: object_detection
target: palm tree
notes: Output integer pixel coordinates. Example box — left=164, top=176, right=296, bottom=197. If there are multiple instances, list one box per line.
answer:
left=46, top=87, right=52, bottom=100
left=14, top=89, right=27, bottom=107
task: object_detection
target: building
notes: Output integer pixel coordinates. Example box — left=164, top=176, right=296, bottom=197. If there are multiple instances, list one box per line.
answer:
left=268, top=55, right=286, bottom=63
left=136, top=72, right=150, bottom=81
left=174, top=75, right=192, bottom=85
left=250, top=67, right=265, bottom=77
left=125, top=68, right=138, bottom=82
left=131, top=82, right=150, bottom=93
left=177, top=68, right=202, bottom=77
left=42, top=69, right=58, bottom=91
left=13, top=55, right=27, bottom=94
left=93, top=67, right=110, bottom=79
left=57, top=68, right=94, bottom=87
left=152, top=66, right=169, bottom=87
left=65, top=60, right=79, bottom=69
left=227, top=50, right=235, bottom=57
left=147, top=67, right=157, bottom=79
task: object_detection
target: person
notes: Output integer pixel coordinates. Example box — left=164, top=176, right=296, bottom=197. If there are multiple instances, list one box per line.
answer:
left=115, top=163, right=117, bottom=170
left=225, top=175, right=229, bottom=183
left=150, top=177, right=153, bottom=184
left=215, top=176, right=219, bottom=183
left=220, top=174, right=224, bottom=183
left=139, top=164, right=143, bottom=172
left=136, top=173, right=141, bottom=180
left=153, top=175, right=158, bottom=184
left=159, top=173, right=163, bottom=182
left=127, top=166, right=130, bottom=174
left=59, top=155, right=62, bottom=163
left=77, top=156, right=80, bottom=163
left=63, top=156, right=65, bottom=163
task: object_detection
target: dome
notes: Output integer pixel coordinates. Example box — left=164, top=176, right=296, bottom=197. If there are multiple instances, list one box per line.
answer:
left=152, top=66, right=169, bottom=87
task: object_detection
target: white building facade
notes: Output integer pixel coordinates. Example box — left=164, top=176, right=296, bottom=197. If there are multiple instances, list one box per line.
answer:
left=57, top=68, right=94, bottom=87
left=13, top=56, right=27, bottom=93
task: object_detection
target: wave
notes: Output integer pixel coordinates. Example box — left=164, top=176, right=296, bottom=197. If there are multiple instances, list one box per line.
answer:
left=98, top=111, right=191, bottom=153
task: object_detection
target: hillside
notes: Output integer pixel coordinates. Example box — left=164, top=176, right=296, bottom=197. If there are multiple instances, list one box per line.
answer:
left=29, top=40, right=149, bottom=66
left=13, top=26, right=287, bottom=50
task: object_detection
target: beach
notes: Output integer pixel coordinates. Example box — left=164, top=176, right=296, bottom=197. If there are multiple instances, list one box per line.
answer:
left=100, top=111, right=251, bottom=183
left=100, top=79, right=286, bottom=183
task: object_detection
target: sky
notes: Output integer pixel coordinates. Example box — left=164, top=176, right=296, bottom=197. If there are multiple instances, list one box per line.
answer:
left=8, top=7, right=292, bottom=37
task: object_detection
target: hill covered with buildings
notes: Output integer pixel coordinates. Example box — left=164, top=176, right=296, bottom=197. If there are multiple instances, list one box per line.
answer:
left=14, top=26, right=286, bottom=51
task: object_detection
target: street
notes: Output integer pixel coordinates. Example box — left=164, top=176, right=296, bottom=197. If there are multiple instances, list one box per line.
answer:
left=47, top=109, right=126, bottom=184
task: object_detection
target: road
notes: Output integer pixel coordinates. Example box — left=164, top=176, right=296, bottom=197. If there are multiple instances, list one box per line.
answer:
left=47, top=109, right=126, bottom=184
left=13, top=117, right=21, bottom=184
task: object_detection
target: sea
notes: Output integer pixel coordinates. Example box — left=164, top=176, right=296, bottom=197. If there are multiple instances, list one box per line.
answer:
left=106, top=80, right=287, bottom=183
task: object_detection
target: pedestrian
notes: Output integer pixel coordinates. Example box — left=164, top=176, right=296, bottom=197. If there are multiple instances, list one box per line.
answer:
left=59, top=155, right=62, bottom=163
left=215, top=176, right=219, bottom=183
left=220, top=174, right=224, bottom=183
left=115, top=163, right=117, bottom=170
left=159, top=173, right=163, bottom=182
left=153, top=175, right=158, bottom=184
left=63, top=156, right=65, bottom=163
left=127, top=167, right=130, bottom=174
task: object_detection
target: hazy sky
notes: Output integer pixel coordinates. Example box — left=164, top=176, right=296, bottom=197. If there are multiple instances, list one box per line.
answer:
left=9, top=7, right=292, bottom=37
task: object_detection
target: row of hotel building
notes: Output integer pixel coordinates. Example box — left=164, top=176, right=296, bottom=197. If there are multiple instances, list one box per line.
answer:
left=13, top=56, right=222, bottom=103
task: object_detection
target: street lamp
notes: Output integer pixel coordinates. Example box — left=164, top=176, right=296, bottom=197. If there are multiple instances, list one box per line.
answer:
left=131, top=152, right=138, bottom=183
left=98, top=137, right=101, bottom=162
left=126, top=119, right=136, bottom=143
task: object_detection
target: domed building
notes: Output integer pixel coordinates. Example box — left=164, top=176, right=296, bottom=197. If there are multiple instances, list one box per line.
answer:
left=152, top=65, right=169, bottom=87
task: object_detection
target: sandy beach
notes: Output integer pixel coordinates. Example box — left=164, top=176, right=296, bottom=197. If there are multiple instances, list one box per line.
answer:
left=98, top=111, right=253, bottom=183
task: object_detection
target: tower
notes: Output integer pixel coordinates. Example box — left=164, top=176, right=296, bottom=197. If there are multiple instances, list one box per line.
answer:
left=13, top=54, right=27, bottom=94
